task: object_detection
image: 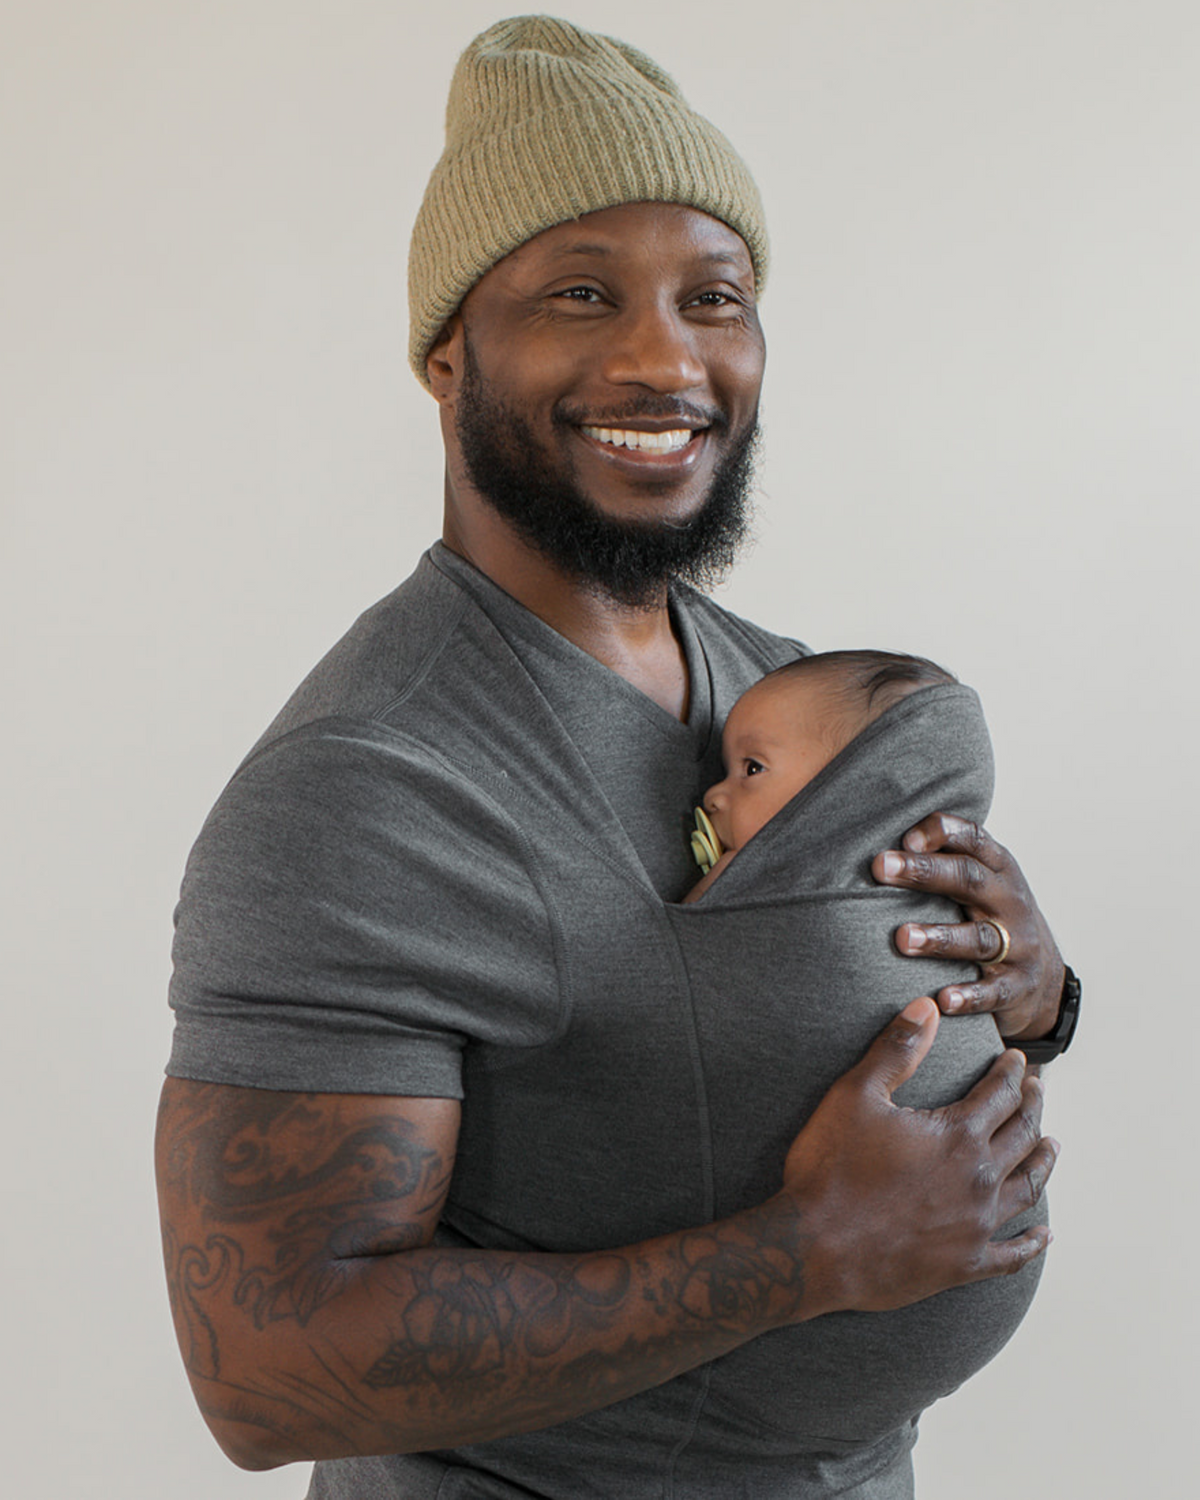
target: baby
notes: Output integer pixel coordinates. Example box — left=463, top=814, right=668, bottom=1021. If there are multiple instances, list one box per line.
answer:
left=684, top=649, right=957, bottom=902
left=667, top=651, right=1045, bottom=1435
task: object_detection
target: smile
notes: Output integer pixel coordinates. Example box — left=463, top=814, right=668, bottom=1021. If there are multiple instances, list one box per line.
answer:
left=580, top=425, right=695, bottom=453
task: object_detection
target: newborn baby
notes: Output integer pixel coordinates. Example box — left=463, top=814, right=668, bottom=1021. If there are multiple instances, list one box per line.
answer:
left=663, top=649, right=1047, bottom=1458
left=686, top=649, right=955, bottom=902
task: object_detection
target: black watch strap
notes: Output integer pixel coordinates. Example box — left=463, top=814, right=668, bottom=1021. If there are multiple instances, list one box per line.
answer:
left=1011, top=964, right=1082, bottom=1064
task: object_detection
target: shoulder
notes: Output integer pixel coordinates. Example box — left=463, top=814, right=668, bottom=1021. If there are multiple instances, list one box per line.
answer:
left=246, top=551, right=478, bottom=754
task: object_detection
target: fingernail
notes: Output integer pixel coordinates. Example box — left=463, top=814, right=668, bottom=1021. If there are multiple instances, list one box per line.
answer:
left=1047, top=1136, right=1061, bottom=1158
left=942, top=987, right=962, bottom=1011
left=906, top=927, right=927, bottom=951
left=880, top=851, right=904, bottom=880
left=905, top=829, right=928, bottom=852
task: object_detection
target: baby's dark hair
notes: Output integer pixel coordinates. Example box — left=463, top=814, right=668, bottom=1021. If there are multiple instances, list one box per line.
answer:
left=762, top=649, right=957, bottom=738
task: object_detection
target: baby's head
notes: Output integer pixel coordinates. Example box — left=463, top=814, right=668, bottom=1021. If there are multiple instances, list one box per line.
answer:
left=702, top=650, right=956, bottom=856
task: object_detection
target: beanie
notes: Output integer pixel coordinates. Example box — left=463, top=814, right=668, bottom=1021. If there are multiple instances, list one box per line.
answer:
left=407, top=14, right=768, bottom=387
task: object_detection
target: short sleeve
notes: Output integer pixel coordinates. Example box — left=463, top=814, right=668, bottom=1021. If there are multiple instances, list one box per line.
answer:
left=167, top=719, right=563, bottom=1097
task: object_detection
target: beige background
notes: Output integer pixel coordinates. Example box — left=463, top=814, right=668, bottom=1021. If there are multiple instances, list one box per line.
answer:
left=4, top=2, right=1197, bottom=1495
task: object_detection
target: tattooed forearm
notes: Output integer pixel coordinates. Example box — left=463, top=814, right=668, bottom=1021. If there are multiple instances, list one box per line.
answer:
left=156, top=1080, right=811, bottom=1468
left=159, top=1084, right=450, bottom=1367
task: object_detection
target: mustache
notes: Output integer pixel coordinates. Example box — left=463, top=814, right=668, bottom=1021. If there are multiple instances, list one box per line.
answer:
left=553, top=398, right=728, bottom=432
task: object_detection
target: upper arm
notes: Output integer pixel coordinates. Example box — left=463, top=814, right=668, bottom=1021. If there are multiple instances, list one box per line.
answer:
left=154, top=1078, right=460, bottom=1454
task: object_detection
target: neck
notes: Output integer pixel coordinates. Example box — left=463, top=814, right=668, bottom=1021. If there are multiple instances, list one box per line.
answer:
left=441, top=478, right=690, bottom=721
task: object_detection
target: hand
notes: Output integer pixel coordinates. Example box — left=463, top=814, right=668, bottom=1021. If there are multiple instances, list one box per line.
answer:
left=871, top=812, right=1064, bottom=1042
left=779, top=998, right=1057, bottom=1317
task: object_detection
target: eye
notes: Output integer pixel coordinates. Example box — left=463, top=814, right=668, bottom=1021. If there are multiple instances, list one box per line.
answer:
left=684, top=286, right=753, bottom=315
left=743, top=758, right=765, bottom=777
left=556, top=285, right=603, bottom=303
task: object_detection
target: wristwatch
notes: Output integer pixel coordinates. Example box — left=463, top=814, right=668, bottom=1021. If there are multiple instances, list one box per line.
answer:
left=1008, top=964, right=1082, bottom=1064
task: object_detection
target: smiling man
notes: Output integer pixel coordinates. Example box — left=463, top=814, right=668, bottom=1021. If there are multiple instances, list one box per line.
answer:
left=157, top=17, right=1077, bottom=1499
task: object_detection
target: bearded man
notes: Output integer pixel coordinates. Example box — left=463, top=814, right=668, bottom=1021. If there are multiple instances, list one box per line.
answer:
left=156, top=18, right=1078, bottom=1499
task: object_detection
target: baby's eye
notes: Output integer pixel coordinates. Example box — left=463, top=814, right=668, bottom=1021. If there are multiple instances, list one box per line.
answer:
left=744, top=758, right=765, bottom=777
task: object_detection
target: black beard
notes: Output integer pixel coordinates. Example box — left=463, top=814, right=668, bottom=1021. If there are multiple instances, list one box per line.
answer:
left=454, top=338, right=758, bottom=609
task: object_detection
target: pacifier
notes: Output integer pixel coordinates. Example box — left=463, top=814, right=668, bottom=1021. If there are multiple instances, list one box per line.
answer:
left=690, top=806, right=724, bottom=875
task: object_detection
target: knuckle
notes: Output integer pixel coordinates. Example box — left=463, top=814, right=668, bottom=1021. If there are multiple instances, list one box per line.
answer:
left=961, top=818, right=985, bottom=854
left=1018, top=1104, right=1044, bottom=1151
left=998, top=1244, right=1031, bottom=1275
left=1015, top=1161, right=1042, bottom=1210
left=975, top=921, right=1000, bottom=959
left=949, top=984, right=983, bottom=1013
left=962, top=857, right=988, bottom=896
left=950, top=1110, right=987, bottom=1153
left=887, top=1023, right=924, bottom=1057
left=972, top=1159, right=1000, bottom=1199
left=990, top=834, right=1015, bottom=870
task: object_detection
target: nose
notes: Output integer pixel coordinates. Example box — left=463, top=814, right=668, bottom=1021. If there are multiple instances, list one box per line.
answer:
left=704, top=780, right=728, bottom=814
left=601, top=301, right=706, bottom=394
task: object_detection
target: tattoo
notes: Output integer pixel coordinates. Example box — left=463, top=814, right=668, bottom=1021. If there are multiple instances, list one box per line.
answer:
left=158, top=1084, right=451, bottom=1379
left=157, top=1083, right=809, bottom=1456
left=674, top=1218, right=803, bottom=1326
left=364, top=1255, right=631, bottom=1390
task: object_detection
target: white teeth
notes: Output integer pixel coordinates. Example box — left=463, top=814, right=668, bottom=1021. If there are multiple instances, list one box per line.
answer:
left=581, top=426, right=693, bottom=452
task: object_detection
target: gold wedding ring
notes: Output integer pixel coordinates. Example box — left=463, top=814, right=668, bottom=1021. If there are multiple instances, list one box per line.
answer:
left=984, top=918, right=1012, bottom=965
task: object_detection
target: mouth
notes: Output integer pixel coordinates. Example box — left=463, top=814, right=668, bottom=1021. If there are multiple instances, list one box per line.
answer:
left=577, top=422, right=706, bottom=468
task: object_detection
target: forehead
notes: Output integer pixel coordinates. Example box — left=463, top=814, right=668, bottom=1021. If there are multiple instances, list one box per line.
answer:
left=480, top=202, right=755, bottom=288
left=726, top=674, right=829, bottom=741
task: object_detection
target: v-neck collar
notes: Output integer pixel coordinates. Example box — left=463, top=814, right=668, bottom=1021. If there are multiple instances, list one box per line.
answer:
left=426, top=544, right=717, bottom=897
left=429, top=543, right=716, bottom=757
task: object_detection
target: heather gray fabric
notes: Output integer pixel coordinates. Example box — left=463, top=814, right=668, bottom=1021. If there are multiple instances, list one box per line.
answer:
left=663, top=683, right=1046, bottom=1456
left=168, top=546, right=1041, bottom=1499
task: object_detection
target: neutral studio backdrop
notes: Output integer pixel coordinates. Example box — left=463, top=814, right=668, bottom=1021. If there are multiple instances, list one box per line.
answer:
left=4, top=2, right=1197, bottom=1495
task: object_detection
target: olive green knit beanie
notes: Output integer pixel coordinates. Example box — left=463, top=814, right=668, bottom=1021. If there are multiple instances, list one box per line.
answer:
left=407, top=14, right=768, bottom=387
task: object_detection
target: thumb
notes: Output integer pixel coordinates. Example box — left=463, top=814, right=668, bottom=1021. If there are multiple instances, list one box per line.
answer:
left=852, top=997, right=939, bottom=1100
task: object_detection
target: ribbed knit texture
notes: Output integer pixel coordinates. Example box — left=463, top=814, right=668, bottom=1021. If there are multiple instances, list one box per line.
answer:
left=407, top=15, right=768, bottom=387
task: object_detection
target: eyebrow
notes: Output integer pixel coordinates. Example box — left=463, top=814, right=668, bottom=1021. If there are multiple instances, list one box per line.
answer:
left=546, top=243, right=750, bottom=270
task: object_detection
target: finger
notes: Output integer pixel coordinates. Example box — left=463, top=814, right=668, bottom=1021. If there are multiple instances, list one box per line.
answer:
left=995, top=1137, right=1060, bottom=1225
left=898, top=812, right=1010, bottom=872
left=988, top=1073, right=1045, bottom=1168
left=940, top=1047, right=1028, bottom=1137
left=894, top=920, right=1008, bottom=967
left=935, top=973, right=1014, bottom=1017
left=849, top=996, right=939, bottom=1099
left=971, top=1223, right=1053, bottom=1281
left=873, top=848, right=999, bottom=906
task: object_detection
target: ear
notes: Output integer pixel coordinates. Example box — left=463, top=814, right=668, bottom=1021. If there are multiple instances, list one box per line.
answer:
left=426, top=316, right=465, bottom=407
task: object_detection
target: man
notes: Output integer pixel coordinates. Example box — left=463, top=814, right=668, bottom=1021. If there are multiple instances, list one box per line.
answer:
left=156, top=18, right=1078, bottom=1498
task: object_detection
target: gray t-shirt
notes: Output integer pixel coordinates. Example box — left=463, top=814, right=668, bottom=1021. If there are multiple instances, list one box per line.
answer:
left=167, top=546, right=1040, bottom=1499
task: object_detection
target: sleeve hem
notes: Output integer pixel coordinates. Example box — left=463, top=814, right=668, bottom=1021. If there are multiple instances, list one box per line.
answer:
left=166, top=1016, right=465, bottom=1100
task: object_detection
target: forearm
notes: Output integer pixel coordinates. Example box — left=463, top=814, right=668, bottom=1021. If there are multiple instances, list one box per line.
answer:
left=158, top=1008, right=1057, bottom=1472
left=167, top=1196, right=811, bottom=1468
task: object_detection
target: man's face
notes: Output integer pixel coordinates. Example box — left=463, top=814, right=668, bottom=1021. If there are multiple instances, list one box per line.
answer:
left=441, top=203, right=767, bottom=606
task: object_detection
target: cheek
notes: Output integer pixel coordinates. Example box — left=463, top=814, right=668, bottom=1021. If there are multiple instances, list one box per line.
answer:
left=711, top=328, right=766, bottom=407
left=728, top=786, right=767, bottom=845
